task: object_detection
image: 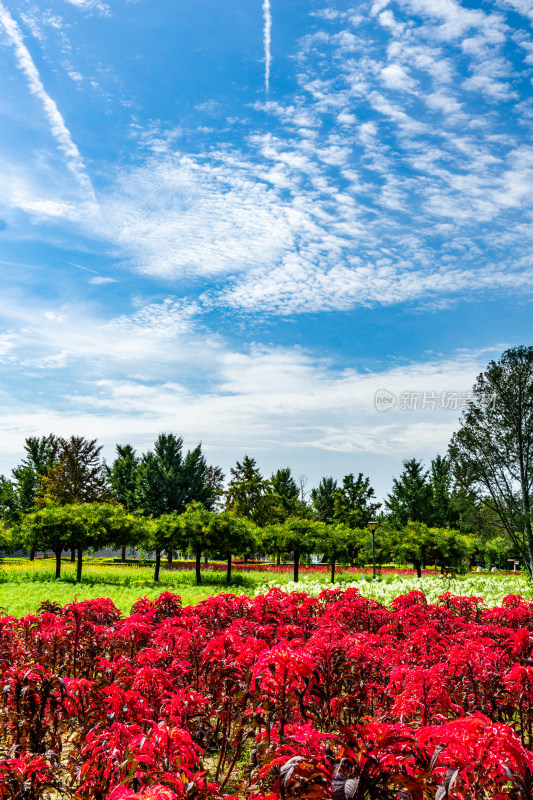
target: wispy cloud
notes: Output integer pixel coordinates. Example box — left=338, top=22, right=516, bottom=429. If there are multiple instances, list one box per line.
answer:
left=61, top=0, right=110, bottom=15
left=263, top=0, right=272, bottom=93
left=0, top=2, right=96, bottom=207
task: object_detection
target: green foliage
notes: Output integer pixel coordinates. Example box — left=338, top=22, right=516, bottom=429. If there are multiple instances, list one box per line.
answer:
left=311, top=476, right=338, bottom=523
left=332, top=472, right=381, bottom=528
left=105, top=444, right=139, bottom=511
left=449, top=345, right=533, bottom=577
left=386, top=458, right=433, bottom=526
left=226, top=455, right=278, bottom=526
left=135, top=433, right=214, bottom=517
left=38, top=436, right=107, bottom=505
left=269, top=467, right=301, bottom=520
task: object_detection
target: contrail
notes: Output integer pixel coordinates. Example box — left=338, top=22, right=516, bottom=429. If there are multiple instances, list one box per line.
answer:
left=263, top=0, right=271, bottom=93
left=0, top=2, right=96, bottom=207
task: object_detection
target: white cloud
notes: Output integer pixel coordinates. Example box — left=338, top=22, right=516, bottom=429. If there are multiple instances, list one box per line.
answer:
left=263, top=0, right=272, bottom=93
left=381, top=63, right=417, bottom=91
left=61, top=0, right=110, bottom=15
left=0, top=3, right=96, bottom=207
left=89, top=276, right=118, bottom=285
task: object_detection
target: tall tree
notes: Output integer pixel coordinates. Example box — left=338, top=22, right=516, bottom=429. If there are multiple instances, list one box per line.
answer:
left=429, top=455, right=458, bottom=527
left=385, top=458, right=433, bottom=526
left=226, top=455, right=276, bottom=527
left=136, top=434, right=213, bottom=517
left=39, top=436, right=107, bottom=505
left=106, top=444, right=140, bottom=561
left=270, top=468, right=300, bottom=518
left=333, top=473, right=381, bottom=529
left=37, top=436, right=107, bottom=573
left=12, top=435, right=59, bottom=514
left=449, top=346, right=533, bottom=578
left=311, top=477, right=338, bottom=524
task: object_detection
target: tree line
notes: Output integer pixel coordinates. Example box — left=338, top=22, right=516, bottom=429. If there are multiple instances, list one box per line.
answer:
left=0, top=345, right=532, bottom=581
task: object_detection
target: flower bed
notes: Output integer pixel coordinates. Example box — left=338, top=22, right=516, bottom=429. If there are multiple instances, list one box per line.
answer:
left=1, top=586, right=533, bottom=798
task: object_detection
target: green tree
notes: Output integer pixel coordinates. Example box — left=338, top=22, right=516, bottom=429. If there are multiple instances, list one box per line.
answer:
left=311, top=477, right=338, bottom=523
left=385, top=458, right=433, bottom=526
left=226, top=455, right=276, bottom=527
left=270, top=467, right=300, bottom=519
left=429, top=455, right=458, bottom=527
left=317, top=522, right=353, bottom=583
left=389, top=522, right=472, bottom=577
left=449, top=346, right=533, bottom=578
left=135, top=434, right=216, bottom=564
left=106, top=444, right=140, bottom=562
left=12, top=435, right=59, bottom=515
left=177, top=502, right=212, bottom=585
left=263, top=517, right=326, bottom=582
left=37, top=436, right=108, bottom=573
left=333, top=473, right=381, bottom=529
left=209, top=512, right=255, bottom=584
left=39, top=436, right=107, bottom=505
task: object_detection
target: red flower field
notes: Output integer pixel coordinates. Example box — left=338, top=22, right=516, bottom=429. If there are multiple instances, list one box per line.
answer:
left=1, top=587, right=532, bottom=799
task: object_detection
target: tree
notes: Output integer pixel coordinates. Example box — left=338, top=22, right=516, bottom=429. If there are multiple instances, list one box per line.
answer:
left=4, top=436, right=60, bottom=558
left=36, top=436, right=108, bottom=572
left=106, top=444, right=140, bottom=561
left=429, top=455, right=458, bottom=527
left=317, top=522, right=353, bottom=583
left=177, top=502, right=212, bottom=585
left=226, top=455, right=276, bottom=527
left=263, top=517, right=325, bottom=582
left=18, top=502, right=143, bottom=581
left=449, top=346, right=533, bottom=578
left=270, top=468, right=300, bottom=519
left=209, top=512, right=255, bottom=584
left=38, top=436, right=107, bottom=505
left=204, top=465, right=225, bottom=511
left=311, top=477, right=338, bottom=524
left=385, top=458, right=433, bottom=526
left=135, top=434, right=215, bottom=564
left=388, top=522, right=473, bottom=577
left=333, top=473, right=381, bottom=529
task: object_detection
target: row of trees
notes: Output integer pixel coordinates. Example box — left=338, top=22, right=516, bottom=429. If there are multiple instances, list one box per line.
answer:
left=1, top=346, right=532, bottom=579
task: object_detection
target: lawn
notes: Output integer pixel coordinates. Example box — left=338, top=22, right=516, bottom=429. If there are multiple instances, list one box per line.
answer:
left=0, top=558, right=530, bottom=615
left=0, top=559, right=284, bottom=616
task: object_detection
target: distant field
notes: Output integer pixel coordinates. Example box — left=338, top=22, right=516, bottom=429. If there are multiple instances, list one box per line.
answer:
left=0, top=558, right=528, bottom=616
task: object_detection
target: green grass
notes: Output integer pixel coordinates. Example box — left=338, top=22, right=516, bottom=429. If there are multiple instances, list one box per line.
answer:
left=0, top=559, right=528, bottom=617
left=0, top=559, right=290, bottom=616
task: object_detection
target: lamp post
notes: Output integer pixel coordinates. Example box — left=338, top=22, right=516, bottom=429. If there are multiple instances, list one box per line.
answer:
left=369, top=520, right=377, bottom=580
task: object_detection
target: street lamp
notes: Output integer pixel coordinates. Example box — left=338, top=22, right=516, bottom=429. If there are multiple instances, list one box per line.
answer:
left=368, top=520, right=378, bottom=580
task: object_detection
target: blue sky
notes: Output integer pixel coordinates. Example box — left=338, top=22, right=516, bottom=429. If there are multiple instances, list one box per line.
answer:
left=0, top=0, right=532, bottom=499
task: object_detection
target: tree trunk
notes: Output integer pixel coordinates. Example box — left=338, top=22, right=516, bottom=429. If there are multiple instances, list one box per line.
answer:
left=196, top=547, right=202, bottom=585
left=71, top=549, right=75, bottom=563
left=121, top=545, right=126, bottom=563
left=276, top=552, right=281, bottom=566
left=521, top=481, right=533, bottom=579
left=244, top=554, right=248, bottom=564
left=413, top=560, right=422, bottom=579
left=167, top=549, right=173, bottom=566
left=226, top=553, right=232, bottom=585
left=154, top=549, right=161, bottom=582
left=331, top=557, right=336, bottom=584
left=29, top=547, right=35, bottom=562
left=293, top=550, right=300, bottom=583
left=76, top=547, right=83, bottom=582
left=54, top=548, right=62, bottom=579
left=204, top=553, right=208, bottom=565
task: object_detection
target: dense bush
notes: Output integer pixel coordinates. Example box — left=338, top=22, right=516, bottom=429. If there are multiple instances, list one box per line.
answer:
left=0, top=587, right=533, bottom=798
